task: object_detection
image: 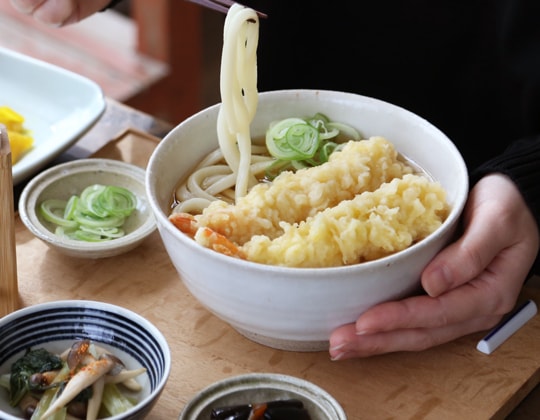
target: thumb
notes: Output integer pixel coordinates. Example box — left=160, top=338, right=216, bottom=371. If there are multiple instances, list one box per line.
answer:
left=421, top=200, right=506, bottom=297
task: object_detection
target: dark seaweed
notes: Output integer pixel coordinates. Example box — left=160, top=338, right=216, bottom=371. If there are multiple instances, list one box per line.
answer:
left=9, top=348, right=63, bottom=407
left=211, top=399, right=310, bottom=420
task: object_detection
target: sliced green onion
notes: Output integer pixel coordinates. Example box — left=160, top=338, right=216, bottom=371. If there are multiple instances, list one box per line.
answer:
left=291, top=160, right=310, bottom=170
left=327, top=121, right=362, bottom=141
left=72, top=212, right=125, bottom=229
left=73, top=226, right=125, bottom=242
left=79, top=225, right=125, bottom=238
left=285, top=123, right=319, bottom=157
left=264, top=159, right=294, bottom=181
left=73, top=230, right=104, bottom=242
left=319, top=141, right=340, bottom=162
left=308, top=114, right=340, bottom=140
left=63, top=195, right=79, bottom=220
left=98, top=186, right=137, bottom=217
left=266, top=118, right=319, bottom=160
left=40, top=200, right=78, bottom=229
left=265, top=113, right=363, bottom=179
left=267, top=117, right=306, bottom=139
left=39, top=184, right=137, bottom=242
left=306, top=112, right=330, bottom=129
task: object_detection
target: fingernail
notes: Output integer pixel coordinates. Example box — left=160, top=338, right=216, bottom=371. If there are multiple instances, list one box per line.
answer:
left=425, top=264, right=451, bottom=297
left=329, top=342, right=347, bottom=361
left=356, top=329, right=369, bottom=336
left=329, top=342, right=347, bottom=352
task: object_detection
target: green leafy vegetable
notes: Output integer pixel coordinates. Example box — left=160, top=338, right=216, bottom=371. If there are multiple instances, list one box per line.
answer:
left=9, top=348, right=63, bottom=407
left=100, top=383, right=136, bottom=416
left=30, top=363, right=71, bottom=420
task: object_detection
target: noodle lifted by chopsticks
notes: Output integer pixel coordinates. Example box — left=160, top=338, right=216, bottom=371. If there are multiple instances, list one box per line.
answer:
left=217, top=3, right=260, bottom=200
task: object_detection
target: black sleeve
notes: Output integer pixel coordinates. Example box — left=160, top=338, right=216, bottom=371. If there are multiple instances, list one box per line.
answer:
left=470, top=135, right=540, bottom=275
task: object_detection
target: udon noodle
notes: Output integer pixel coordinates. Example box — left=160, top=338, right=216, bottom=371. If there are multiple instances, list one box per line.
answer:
left=173, top=4, right=267, bottom=214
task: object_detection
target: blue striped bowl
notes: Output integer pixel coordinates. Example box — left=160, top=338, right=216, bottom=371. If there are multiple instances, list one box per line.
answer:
left=0, top=300, right=171, bottom=420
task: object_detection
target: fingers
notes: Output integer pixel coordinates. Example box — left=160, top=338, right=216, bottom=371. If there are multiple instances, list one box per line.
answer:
left=11, top=0, right=72, bottom=26
left=421, top=218, right=503, bottom=297
left=352, top=278, right=515, bottom=333
left=422, top=174, right=539, bottom=297
left=10, top=0, right=111, bottom=26
left=421, top=194, right=506, bottom=297
left=9, top=0, right=43, bottom=13
left=329, top=314, right=500, bottom=360
left=329, top=264, right=525, bottom=359
left=326, top=239, right=526, bottom=359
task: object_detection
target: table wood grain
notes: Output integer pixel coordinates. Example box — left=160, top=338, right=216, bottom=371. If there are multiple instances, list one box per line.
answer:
left=11, top=101, right=540, bottom=420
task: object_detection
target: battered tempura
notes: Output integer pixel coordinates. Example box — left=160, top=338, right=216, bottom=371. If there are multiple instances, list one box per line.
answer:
left=170, top=137, right=449, bottom=267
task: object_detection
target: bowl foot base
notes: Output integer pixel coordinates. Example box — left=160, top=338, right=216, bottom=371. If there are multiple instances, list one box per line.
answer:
left=234, top=328, right=329, bottom=352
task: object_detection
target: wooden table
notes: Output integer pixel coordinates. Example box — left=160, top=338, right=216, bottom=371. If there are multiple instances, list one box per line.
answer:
left=11, top=99, right=540, bottom=420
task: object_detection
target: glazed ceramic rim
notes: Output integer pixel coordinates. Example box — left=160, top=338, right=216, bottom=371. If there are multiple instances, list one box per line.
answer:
left=179, top=372, right=347, bottom=419
left=0, top=300, right=171, bottom=420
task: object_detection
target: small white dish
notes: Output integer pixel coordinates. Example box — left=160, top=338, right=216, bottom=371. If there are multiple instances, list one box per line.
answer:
left=179, top=373, right=347, bottom=420
left=0, top=46, right=106, bottom=185
left=18, top=158, right=156, bottom=259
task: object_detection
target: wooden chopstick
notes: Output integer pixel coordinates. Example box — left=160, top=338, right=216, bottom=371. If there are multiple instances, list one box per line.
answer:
left=0, top=124, right=20, bottom=317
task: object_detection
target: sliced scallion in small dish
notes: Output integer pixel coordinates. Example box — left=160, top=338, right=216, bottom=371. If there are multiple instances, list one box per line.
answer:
left=39, top=184, right=137, bottom=242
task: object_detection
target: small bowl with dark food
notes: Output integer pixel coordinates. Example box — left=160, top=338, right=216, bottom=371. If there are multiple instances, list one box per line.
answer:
left=179, top=373, right=346, bottom=420
left=18, top=158, right=156, bottom=259
left=0, top=300, right=171, bottom=420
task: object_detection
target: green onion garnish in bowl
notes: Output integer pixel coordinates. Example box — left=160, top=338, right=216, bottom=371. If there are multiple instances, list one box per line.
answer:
left=264, top=113, right=362, bottom=180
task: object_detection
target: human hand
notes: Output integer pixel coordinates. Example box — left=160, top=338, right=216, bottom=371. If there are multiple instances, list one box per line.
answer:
left=329, top=173, right=540, bottom=360
left=10, top=0, right=112, bottom=26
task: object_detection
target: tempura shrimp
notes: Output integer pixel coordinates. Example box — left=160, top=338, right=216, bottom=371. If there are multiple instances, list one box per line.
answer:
left=169, top=213, right=246, bottom=259
left=169, top=212, right=198, bottom=238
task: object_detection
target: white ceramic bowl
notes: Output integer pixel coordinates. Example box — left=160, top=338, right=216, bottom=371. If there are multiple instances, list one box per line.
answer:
left=146, top=89, right=469, bottom=351
left=18, top=158, right=156, bottom=259
left=0, top=300, right=171, bottom=420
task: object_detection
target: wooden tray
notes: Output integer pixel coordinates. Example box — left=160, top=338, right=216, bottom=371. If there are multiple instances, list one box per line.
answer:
left=12, top=128, right=540, bottom=420
left=91, top=127, right=161, bottom=168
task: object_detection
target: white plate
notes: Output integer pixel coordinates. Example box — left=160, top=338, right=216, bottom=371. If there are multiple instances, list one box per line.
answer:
left=0, top=46, right=105, bottom=185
